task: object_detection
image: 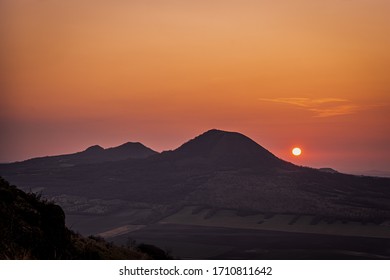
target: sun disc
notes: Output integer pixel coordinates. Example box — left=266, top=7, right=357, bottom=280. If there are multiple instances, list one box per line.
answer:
left=292, top=147, right=302, bottom=156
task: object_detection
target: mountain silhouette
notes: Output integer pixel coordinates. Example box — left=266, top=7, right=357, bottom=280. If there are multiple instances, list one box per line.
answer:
left=166, top=129, right=288, bottom=169
left=84, top=145, right=105, bottom=153
left=3, top=142, right=157, bottom=168
left=1, top=129, right=389, bottom=260
left=96, top=142, right=157, bottom=162
left=0, top=129, right=389, bottom=225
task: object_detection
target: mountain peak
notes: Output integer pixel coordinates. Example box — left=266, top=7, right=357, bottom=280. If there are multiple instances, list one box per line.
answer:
left=172, top=129, right=284, bottom=168
left=84, top=145, right=104, bottom=153
left=115, top=142, right=144, bottom=149
left=199, top=128, right=239, bottom=137
left=176, top=129, right=263, bottom=154
left=105, top=142, right=158, bottom=159
left=203, top=128, right=228, bottom=134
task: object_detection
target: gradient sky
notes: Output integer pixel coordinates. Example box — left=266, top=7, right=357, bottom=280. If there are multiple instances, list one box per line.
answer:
left=1, top=0, right=389, bottom=174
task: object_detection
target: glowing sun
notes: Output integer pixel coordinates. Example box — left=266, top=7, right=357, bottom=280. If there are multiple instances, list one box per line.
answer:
left=292, top=147, right=302, bottom=156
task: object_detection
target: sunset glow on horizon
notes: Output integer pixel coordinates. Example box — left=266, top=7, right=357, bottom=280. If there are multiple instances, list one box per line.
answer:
left=1, top=0, right=389, bottom=174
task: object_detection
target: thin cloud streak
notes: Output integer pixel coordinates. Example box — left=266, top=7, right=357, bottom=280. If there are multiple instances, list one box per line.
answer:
left=259, top=97, right=359, bottom=117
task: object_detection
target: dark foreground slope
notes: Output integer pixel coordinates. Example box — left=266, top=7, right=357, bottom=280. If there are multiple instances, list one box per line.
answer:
left=0, top=177, right=169, bottom=260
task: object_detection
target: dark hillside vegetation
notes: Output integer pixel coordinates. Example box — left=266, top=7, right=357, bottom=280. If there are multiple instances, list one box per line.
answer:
left=0, top=177, right=170, bottom=259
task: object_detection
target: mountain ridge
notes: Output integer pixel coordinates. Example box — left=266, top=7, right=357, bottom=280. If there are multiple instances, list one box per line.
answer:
left=2, top=141, right=158, bottom=167
left=153, top=129, right=294, bottom=172
left=174, top=129, right=279, bottom=160
left=0, top=129, right=389, bottom=227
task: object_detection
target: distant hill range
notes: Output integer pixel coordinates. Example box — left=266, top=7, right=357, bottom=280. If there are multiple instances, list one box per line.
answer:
left=1, top=129, right=390, bottom=226
left=318, top=168, right=339, bottom=174
left=351, top=170, right=390, bottom=178
left=7, top=141, right=157, bottom=167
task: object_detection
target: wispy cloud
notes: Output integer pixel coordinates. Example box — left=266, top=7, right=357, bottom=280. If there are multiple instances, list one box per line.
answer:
left=259, top=97, right=360, bottom=117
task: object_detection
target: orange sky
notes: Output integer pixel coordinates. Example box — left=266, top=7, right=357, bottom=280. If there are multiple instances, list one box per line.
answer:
left=1, top=0, right=390, bottom=173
